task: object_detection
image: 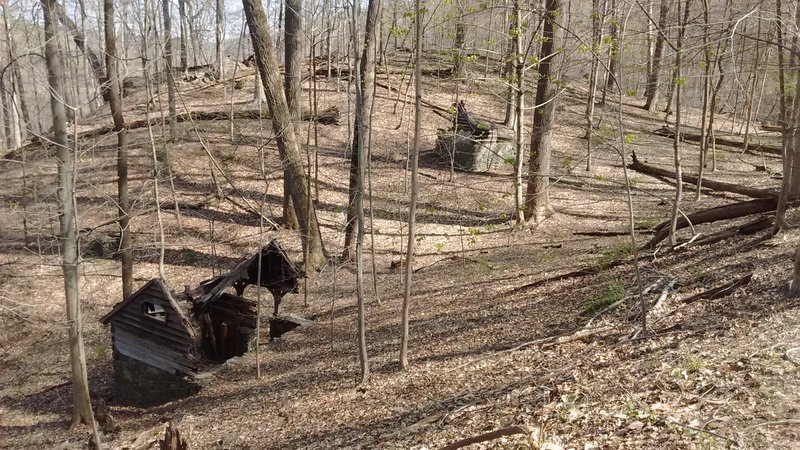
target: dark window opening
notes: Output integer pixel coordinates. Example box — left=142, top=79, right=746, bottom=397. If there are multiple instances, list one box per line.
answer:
left=142, top=302, right=167, bottom=322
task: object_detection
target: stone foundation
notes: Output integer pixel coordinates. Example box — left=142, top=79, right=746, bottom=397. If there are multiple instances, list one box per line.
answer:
left=435, top=129, right=514, bottom=172
left=112, top=351, right=201, bottom=407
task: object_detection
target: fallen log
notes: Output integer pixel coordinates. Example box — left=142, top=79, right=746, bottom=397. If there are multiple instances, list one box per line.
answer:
left=630, top=151, right=777, bottom=199
left=682, top=273, right=753, bottom=304
left=8, top=107, right=340, bottom=160
left=652, top=125, right=782, bottom=155
left=646, top=198, right=796, bottom=248
left=682, top=216, right=773, bottom=248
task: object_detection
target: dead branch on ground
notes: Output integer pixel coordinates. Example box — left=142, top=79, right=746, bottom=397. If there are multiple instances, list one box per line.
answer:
left=681, top=273, right=753, bottom=304
left=438, top=426, right=530, bottom=450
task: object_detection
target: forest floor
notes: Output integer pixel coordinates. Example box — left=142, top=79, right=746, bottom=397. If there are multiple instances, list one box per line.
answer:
left=1, top=54, right=800, bottom=449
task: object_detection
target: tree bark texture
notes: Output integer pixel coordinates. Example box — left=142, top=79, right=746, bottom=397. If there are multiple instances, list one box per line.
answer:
left=43, top=0, right=98, bottom=431
left=50, top=0, right=106, bottom=101
left=343, top=0, right=381, bottom=260
left=242, top=0, right=327, bottom=270
left=643, top=1, right=670, bottom=111
left=524, top=0, right=560, bottom=223
left=105, top=0, right=132, bottom=299
left=283, top=0, right=302, bottom=229
left=162, top=0, right=178, bottom=140
left=400, top=0, right=423, bottom=370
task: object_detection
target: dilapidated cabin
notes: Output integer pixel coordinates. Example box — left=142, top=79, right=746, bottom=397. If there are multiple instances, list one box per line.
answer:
left=101, top=240, right=303, bottom=406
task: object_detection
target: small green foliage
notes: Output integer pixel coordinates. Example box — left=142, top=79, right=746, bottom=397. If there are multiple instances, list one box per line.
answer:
left=390, top=26, right=409, bottom=38
left=594, top=174, right=605, bottom=181
left=466, top=227, right=482, bottom=236
left=623, top=133, right=636, bottom=144
left=484, top=223, right=496, bottom=232
left=634, top=217, right=659, bottom=230
left=94, top=343, right=109, bottom=360
left=415, top=235, right=426, bottom=244
left=625, top=89, right=638, bottom=97
left=628, top=176, right=639, bottom=187
left=595, top=241, right=632, bottom=269
left=435, top=242, right=445, bottom=252
left=585, top=283, right=624, bottom=314
left=673, top=76, right=687, bottom=86
left=504, top=156, right=517, bottom=166
left=562, top=155, right=573, bottom=169
left=683, top=353, right=705, bottom=374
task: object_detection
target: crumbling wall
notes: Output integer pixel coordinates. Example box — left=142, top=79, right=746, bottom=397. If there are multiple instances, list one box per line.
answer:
left=112, top=352, right=201, bottom=406
left=435, top=129, right=514, bottom=172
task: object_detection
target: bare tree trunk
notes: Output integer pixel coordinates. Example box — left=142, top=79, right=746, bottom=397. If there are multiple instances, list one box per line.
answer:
left=668, top=0, right=691, bottom=246
left=603, top=0, right=619, bottom=100
left=512, top=0, right=524, bottom=223
left=179, top=0, right=188, bottom=72
left=162, top=0, right=178, bottom=140
left=283, top=0, right=302, bottom=229
left=50, top=0, right=106, bottom=100
left=105, top=0, right=132, bottom=299
left=789, top=5, right=800, bottom=196
left=695, top=0, right=711, bottom=200
left=216, top=0, right=225, bottom=79
left=343, top=0, right=381, bottom=260
left=742, top=14, right=762, bottom=152
left=584, top=0, right=603, bottom=170
left=502, top=0, right=515, bottom=127
left=243, top=0, right=327, bottom=270
left=524, top=0, right=560, bottom=223
left=774, top=0, right=791, bottom=233
left=452, top=0, right=466, bottom=79
left=643, top=1, right=670, bottom=111
left=400, top=0, right=423, bottom=370
left=254, top=65, right=267, bottom=102
left=2, top=6, right=30, bottom=141
left=42, top=0, right=100, bottom=437
left=347, top=0, right=373, bottom=384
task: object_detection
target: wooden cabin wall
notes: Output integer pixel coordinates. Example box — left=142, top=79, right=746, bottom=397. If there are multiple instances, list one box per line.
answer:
left=110, top=284, right=198, bottom=375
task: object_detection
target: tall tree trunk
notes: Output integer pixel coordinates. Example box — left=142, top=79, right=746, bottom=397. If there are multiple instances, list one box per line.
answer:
left=524, top=0, right=560, bottom=223
left=216, top=0, right=225, bottom=79
left=42, top=0, right=100, bottom=436
left=452, top=0, right=466, bottom=79
left=2, top=6, right=30, bottom=141
left=584, top=0, right=603, bottom=170
left=502, top=0, right=515, bottom=127
left=400, top=0, right=423, bottom=370
left=695, top=0, right=711, bottom=200
left=603, top=0, right=619, bottom=97
left=242, top=0, right=327, bottom=270
left=179, top=0, right=188, bottom=71
left=643, top=1, right=670, bottom=111
left=105, top=0, right=132, bottom=298
left=283, top=0, right=302, bottom=229
left=50, top=0, right=106, bottom=101
left=348, top=0, right=375, bottom=384
left=162, top=0, right=177, bottom=140
left=774, top=0, right=791, bottom=233
left=343, top=0, right=381, bottom=260
left=512, top=0, right=524, bottom=223
left=668, top=0, right=691, bottom=246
